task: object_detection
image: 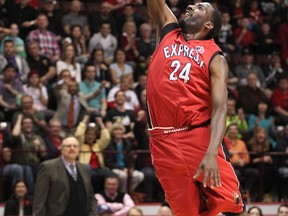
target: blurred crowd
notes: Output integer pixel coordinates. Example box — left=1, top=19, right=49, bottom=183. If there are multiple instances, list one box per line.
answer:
left=0, top=0, right=288, bottom=211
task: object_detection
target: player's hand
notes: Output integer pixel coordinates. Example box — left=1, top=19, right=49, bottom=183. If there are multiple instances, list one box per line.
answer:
left=193, top=154, right=221, bottom=189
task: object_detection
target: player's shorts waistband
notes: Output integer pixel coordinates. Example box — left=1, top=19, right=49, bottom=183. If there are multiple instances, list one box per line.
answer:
left=148, top=120, right=210, bottom=137
left=148, top=126, right=191, bottom=136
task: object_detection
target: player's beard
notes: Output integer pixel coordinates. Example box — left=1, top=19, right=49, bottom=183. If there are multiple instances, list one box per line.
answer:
left=179, top=17, right=202, bottom=34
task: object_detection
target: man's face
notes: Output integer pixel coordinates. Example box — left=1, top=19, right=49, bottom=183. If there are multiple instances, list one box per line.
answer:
left=49, top=120, right=62, bottom=136
left=278, top=206, right=288, bottom=216
left=61, top=137, right=80, bottom=162
left=68, top=82, right=79, bottom=95
left=115, top=91, right=126, bottom=106
left=4, top=42, right=15, bottom=56
left=85, top=66, right=96, bottom=80
left=101, top=2, right=111, bottom=16
left=179, top=3, right=213, bottom=34
left=105, top=177, right=118, bottom=194
left=4, top=68, right=16, bottom=81
left=28, top=43, right=39, bottom=58
left=37, top=15, right=48, bottom=29
left=22, top=118, right=33, bottom=133
left=21, top=96, right=33, bottom=110
left=247, top=74, right=258, bottom=88
left=100, top=24, right=111, bottom=37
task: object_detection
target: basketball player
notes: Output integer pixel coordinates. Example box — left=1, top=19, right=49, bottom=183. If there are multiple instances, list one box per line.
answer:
left=146, top=1, right=247, bottom=215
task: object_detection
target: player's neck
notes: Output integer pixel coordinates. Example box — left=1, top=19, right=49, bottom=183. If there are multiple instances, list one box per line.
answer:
left=181, top=32, right=207, bottom=41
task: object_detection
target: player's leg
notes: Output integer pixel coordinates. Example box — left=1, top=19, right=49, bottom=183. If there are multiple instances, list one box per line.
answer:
left=200, top=144, right=246, bottom=215
left=149, top=132, right=201, bottom=216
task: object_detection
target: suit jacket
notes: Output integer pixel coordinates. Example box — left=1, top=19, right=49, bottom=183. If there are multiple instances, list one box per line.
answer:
left=33, top=157, right=97, bottom=216
left=53, top=87, right=89, bottom=126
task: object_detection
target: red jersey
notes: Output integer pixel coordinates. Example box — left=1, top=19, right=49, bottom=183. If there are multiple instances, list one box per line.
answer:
left=147, top=27, right=222, bottom=128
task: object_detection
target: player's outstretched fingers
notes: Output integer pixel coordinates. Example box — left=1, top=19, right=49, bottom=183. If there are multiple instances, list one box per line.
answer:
left=215, top=170, right=221, bottom=187
left=193, top=165, right=203, bottom=181
left=209, top=171, right=215, bottom=189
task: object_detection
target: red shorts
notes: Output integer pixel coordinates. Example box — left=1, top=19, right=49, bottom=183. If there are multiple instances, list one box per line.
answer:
left=149, top=125, right=244, bottom=216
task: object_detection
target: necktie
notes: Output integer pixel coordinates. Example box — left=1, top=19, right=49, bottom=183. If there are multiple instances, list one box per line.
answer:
left=69, top=164, right=77, bottom=181
left=67, top=95, right=74, bottom=128
left=89, top=145, right=100, bottom=169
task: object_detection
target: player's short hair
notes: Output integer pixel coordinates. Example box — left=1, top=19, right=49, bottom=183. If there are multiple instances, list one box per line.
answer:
left=206, top=6, right=222, bottom=39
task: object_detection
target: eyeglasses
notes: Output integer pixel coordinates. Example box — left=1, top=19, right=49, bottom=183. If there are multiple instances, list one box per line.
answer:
left=62, top=144, right=79, bottom=148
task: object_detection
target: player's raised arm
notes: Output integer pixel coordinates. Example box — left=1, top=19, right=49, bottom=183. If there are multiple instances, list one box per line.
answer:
left=147, top=0, right=178, bottom=38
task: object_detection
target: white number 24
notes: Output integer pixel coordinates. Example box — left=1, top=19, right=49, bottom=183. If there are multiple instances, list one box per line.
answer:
left=169, top=60, right=191, bottom=83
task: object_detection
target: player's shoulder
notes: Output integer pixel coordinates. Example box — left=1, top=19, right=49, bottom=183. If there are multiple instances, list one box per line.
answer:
left=160, top=23, right=181, bottom=42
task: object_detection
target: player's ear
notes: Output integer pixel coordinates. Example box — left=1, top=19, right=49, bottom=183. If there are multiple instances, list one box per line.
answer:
left=204, top=21, right=214, bottom=30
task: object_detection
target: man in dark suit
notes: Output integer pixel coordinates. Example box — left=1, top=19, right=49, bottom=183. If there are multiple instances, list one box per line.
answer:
left=33, top=136, right=98, bottom=216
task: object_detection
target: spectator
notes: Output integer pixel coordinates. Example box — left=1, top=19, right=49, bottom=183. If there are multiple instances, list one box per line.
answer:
left=248, top=206, right=263, bottom=216
left=53, top=80, right=89, bottom=135
left=26, top=41, right=57, bottom=86
left=127, top=207, right=143, bottom=216
left=79, top=64, right=107, bottom=118
left=248, top=127, right=276, bottom=202
left=224, top=123, right=259, bottom=201
left=62, top=0, right=90, bottom=38
left=226, top=97, right=248, bottom=137
left=88, top=22, right=117, bottom=65
left=6, top=0, right=37, bottom=39
left=137, top=23, right=155, bottom=72
left=105, top=90, right=136, bottom=140
left=277, top=18, right=288, bottom=69
left=229, top=0, right=244, bottom=26
left=254, top=22, right=278, bottom=55
left=107, top=74, right=139, bottom=111
left=0, top=23, right=26, bottom=58
left=248, top=0, right=262, bottom=30
left=23, top=70, right=54, bottom=120
left=237, top=72, right=269, bottom=115
left=116, top=3, right=144, bottom=36
left=0, top=39, right=30, bottom=82
left=134, top=73, right=147, bottom=104
left=262, top=51, right=287, bottom=90
left=134, top=89, right=164, bottom=202
left=26, top=13, right=61, bottom=63
left=109, top=49, right=134, bottom=86
left=157, top=205, right=173, bottom=216
left=1, top=147, right=34, bottom=196
left=97, top=204, right=113, bottom=216
left=12, top=114, right=47, bottom=180
left=75, top=115, right=112, bottom=193
left=4, top=180, right=33, bottom=216
left=104, top=0, right=143, bottom=17
left=277, top=204, right=288, bottom=216
left=33, top=136, right=97, bottom=216
left=43, top=118, right=63, bottom=159
left=234, top=48, right=266, bottom=87
left=89, top=1, right=118, bottom=36
left=85, top=48, right=111, bottom=86
left=274, top=125, right=288, bottom=202
left=248, top=100, right=276, bottom=148
left=119, top=20, right=139, bottom=67
left=215, top=10, right=235, bottom=58
left=56, top=43, right=82, bottom=83
left=63, top=25, right=89, bottom=66
left=13, top=94, right=47, bottom=136
left=40, top=0, right=63, bottom=38
left=0, top=64, right=23, bottom=122
left=234, top=17, right=254, bottom=52
left=95, top=173, right=135, bottom=216
left=271, top=74, right=288, bottom=126
left=105, top=123, right=144, bottom=193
